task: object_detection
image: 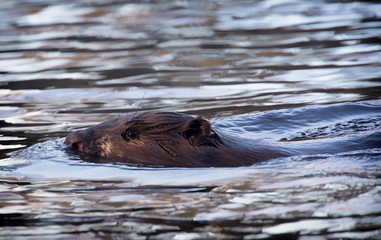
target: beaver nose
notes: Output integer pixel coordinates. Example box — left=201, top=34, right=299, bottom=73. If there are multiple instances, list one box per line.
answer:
left=64, top=131, right=86, bottom=152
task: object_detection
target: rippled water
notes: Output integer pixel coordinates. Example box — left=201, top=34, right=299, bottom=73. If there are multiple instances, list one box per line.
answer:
left=1, top=0, right=381, bottom=239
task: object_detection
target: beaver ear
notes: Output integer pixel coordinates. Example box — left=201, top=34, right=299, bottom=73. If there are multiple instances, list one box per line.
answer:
left=183, top=118, right=211, bottom=145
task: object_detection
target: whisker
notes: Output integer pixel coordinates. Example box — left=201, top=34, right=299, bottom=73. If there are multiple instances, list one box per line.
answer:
left=133, top=90, right=147, bottom=121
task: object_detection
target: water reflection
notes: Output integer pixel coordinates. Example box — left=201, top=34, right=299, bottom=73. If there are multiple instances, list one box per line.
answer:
left=0, top=0, right=381, bottom=239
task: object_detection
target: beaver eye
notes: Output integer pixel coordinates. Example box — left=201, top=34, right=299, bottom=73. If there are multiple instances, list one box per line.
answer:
left=127, top=129, right=139, bottom=138
left=122, top=129, right=139, bottom=141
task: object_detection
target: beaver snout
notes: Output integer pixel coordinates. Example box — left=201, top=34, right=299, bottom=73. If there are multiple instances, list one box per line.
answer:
left=64, top=131, right=86, bottom=152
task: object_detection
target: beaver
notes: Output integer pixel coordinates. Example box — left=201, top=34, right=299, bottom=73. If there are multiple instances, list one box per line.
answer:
left=64, top=111, right=380, bottom=167
left=64, top=111, right=293, bottom=167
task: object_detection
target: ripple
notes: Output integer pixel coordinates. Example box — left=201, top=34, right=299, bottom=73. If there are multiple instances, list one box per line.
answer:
left=17, top=4, right=94, bottom=26
left=0, top=0, right=381, bottom=238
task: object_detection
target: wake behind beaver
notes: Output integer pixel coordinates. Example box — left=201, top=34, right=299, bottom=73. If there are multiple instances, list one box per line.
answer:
left=64, top=111, right=380, bottom=168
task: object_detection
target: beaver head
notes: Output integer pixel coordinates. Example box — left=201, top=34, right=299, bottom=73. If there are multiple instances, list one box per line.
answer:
left=64, top=111, right=257, bottom=167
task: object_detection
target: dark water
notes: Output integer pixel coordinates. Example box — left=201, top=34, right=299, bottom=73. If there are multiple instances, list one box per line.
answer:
left=1, top=0, right=381, bottom=239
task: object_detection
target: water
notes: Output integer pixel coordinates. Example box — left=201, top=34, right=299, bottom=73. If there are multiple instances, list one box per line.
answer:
left=1, top=0, right=381, bottom=239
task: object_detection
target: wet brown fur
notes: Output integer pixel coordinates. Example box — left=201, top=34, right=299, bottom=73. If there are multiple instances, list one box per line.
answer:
left=65, top=111, right=287, bottom=167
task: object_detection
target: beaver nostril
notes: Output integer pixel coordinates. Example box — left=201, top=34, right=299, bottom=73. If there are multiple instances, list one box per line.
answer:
left=71, top=141, right=84, bottom=152
left=64, top=131, right=87, bottom=152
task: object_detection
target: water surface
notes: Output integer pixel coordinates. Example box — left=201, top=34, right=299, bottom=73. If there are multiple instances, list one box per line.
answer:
left=0, top=0, right=381, bottom=239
